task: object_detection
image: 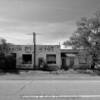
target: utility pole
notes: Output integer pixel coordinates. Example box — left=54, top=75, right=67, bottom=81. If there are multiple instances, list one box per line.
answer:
left=33, top=32, right=36, bottom=69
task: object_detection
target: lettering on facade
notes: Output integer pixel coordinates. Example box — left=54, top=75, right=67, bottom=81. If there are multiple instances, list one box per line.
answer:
left=25, top=46, right=32, bottom=53
left=38, top=46, right=55, bottom=52
left=8, top=45, right=59, bottom=53
left=8, top=46, right=22, bottom=52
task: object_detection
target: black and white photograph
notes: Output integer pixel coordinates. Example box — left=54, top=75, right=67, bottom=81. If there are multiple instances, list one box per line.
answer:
left=0, top=0, right=100, bottom=100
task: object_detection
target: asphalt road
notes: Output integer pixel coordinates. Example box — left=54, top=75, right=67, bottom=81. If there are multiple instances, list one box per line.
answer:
left=1, top=80, right=100, bottom=100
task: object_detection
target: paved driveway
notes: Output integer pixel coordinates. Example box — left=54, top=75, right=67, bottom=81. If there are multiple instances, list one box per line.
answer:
left=0, top=80, right=100, bottom=100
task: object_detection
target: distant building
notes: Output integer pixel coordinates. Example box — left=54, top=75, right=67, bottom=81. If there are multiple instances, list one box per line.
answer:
left=61, top=49, right=91, bottom=69
left=7, top=44, right=91, bottom=70
left=7, top=45, right=61, bottom=69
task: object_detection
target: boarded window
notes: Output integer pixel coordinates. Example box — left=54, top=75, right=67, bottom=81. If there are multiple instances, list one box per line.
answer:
left=46, top=54, right=56, bottom=64
left=22, top=54, right=32, bottom=64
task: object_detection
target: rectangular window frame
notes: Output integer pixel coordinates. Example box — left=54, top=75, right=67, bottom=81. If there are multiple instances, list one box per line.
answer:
left=22, top=54, right=32, bottom=64
left=46, top=54, right=56, bottom=64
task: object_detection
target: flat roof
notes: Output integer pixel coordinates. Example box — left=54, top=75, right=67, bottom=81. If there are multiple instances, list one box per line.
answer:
left=61, top=49, right=78, bottom=53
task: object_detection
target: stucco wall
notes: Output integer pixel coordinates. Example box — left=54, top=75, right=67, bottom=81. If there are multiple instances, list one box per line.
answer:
left=8, top=45, right=61, bottom=69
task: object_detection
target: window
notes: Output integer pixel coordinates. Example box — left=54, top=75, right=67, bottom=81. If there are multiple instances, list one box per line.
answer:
left=46, top=54, right=56, bottom=64
left=22, top=54, right=32, bottom=64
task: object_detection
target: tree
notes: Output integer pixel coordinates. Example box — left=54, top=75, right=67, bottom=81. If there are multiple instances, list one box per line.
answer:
left=0, top=38, right=17, bottom=72
left=64, top=11, right=100, bottom=70
left=0, top=38, right=8, bottom=54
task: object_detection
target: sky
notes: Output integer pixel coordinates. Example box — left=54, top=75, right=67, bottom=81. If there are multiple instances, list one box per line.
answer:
left=0, top=0, right=100, bottom=46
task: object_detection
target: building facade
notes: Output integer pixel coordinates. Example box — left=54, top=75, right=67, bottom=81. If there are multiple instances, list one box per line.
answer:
left=61, top=49, right=91, bottom=69
left=7, top=45, right=61, bottom=69
left=7, top=44, right=91, bottom=70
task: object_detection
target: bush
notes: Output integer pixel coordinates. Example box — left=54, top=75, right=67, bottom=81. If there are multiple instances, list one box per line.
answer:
left=43, top=64, right=60, bottom=71
left=0, top=53, right=19, bottom=73
left=0, top=53, right=6, bottom=70
left=61, top=65, right=69, bottom=70
left=73, top=64, right=90, bottom=70
left=5, top=54, right=16, bottom=71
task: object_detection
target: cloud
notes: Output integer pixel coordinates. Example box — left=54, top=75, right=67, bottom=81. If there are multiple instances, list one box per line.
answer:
left=0, top=0, right=100, bottom=23
left=0, top=0, right=100, bottom=45
left=0, top=20, right=76, bottom=45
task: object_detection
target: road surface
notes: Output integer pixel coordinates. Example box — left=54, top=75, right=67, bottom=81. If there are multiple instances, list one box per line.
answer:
left=0, top=80, right=100, bottom=100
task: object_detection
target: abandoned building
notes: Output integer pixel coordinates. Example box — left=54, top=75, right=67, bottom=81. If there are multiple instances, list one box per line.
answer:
left=7, top=45, right=61, bottom=69
left=7, top=44, right=91, bottom=70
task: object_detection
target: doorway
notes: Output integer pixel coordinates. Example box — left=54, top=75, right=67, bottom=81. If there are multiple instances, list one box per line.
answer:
left=61, top=53, right=67, bottom=69
left=38, top=58, right=44, bottom=69
left=11, top=53, right=16, bottom=68
left=69, top=57, right=74, bottom=68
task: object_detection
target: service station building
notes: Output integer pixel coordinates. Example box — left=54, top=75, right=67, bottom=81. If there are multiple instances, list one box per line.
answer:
left=7, top=45, right=61, bottom=69
left=7, top=45, right=90, bottom=70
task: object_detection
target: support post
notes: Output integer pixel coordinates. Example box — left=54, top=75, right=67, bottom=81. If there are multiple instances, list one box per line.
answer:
left=33, top=32, right=36, bottom=69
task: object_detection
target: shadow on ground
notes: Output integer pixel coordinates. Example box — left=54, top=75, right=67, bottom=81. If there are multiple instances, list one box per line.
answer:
left=0, top=69, right=20, bottom=75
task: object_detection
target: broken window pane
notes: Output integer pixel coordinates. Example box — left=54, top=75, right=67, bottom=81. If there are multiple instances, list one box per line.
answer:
left=22, top=54, right=32, bottom=64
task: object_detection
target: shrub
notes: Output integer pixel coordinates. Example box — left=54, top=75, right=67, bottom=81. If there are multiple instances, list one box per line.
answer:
left=0, top=53, right=6, bottom=70
left=5, top=54, right=16, bottom=71
left=43, top=64, right=60, bottom=71
left=73, top=64, right=90, bottom=70
left=61, top=65, right=69, bottom=70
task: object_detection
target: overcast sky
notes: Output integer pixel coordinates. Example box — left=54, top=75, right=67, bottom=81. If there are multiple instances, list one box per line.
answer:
left=0, top=0, right=100, bottom=45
